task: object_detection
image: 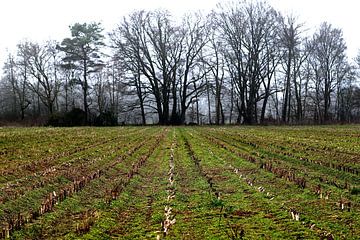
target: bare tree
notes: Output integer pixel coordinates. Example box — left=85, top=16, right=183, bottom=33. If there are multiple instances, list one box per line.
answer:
left=203, top=16, right=226, bottom=125
left=307, top=22, right=348, bottom=123
left=111, top=24, right=149, bottom=125
left=19, top=41, right=60, bottom=115
left=111, top=11, right=171, bottom=124
left=216, top=0, right=280, bottom=124
left=2, top=54, right=31, bottom=120
left=111, top=10, right=207, bottom=124
left=279, top=16, right=309, bottom=123
left=175, top=13, right=208, bottom=124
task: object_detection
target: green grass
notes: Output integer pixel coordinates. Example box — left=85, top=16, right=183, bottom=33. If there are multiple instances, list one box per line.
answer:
left=0, top=126, right=359, bottom=239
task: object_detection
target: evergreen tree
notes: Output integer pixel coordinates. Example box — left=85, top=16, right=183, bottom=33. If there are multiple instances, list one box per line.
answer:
left=57, top=22, right=105, bottom=123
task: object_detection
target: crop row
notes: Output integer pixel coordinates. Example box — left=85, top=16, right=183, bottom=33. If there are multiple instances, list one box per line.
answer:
left=1, top=126, right=359, bottom=239
left=0, top=127, right=165, bottom=239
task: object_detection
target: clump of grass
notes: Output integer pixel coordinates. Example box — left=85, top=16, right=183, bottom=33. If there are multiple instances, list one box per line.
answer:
left=350, top=187, right=360, bottom=195
left=225, top=223, right=245, bottom=240
left=210, top=198, right=224, bottom=208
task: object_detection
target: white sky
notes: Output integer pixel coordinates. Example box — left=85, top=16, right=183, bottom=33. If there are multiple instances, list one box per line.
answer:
left=0, top=0, right=359, bottom=70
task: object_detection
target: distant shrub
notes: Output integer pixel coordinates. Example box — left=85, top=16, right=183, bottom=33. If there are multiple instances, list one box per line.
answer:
left=65, top=108, right=87, bottom=126
left=46, top=108, right=87, bottom=127
left=94, top=111, right=118, bottom=126
left=46, top=113, right=65, bottom=127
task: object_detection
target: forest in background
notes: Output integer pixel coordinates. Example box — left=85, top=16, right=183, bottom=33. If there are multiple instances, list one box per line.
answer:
left=1, top=0, right=360, bottom=126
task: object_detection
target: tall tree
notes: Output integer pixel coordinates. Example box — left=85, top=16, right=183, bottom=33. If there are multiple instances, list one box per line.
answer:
left=279, top=16, right=308, bottom=123
left=2, top=54, right=31, bottom=120
left=58, top=22, right=105, bottom=122
left=111, top=11, right=207, bottom=125
left=216, top=0, right=280, bottom=124
left=110, top=12, right=152, bottom=125
left=20, top=41, right=60, bottom=115
left=308, top=22, right=347, bottom=123
left=203, top=18, right=226, bottom=125
left=111, top=11, right=170, bottom=124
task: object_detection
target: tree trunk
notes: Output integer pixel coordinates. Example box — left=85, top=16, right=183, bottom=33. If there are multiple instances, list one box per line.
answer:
left=220, top=101, right=225, bottom=125
left=229, top=78, right=234, bottom=124
left=282, top=50, right=292, bottom=123
left=135, top=73, right=146, bottom=125
left=260, top=76, right=272, bottom=124
left=83, top=59, right=89, bottom=124
left=206, top=76, right=212, bottom=124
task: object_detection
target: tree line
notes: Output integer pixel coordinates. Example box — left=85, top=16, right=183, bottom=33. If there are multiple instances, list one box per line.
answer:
left=1, top=0, right=360, bottom=126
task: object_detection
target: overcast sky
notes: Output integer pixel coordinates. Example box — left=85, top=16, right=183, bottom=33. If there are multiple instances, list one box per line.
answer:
left=0, top=0, right=359, bottom=69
